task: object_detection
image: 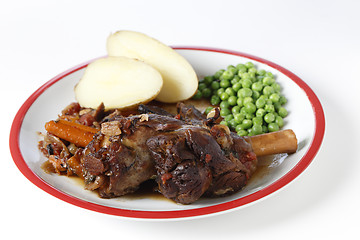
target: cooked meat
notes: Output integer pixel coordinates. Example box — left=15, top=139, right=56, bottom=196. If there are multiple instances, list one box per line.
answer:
left=146, top=128, right=212, bottom=204
left=147, top=117, right=256, bottom=202
left=81, top=115, right=160, bottom=198
left=40, top=102, right=257, bottom=204
left=78, top=104, right=256, bottom=203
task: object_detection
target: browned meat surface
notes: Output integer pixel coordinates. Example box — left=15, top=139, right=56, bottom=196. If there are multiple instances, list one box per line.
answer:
left=146, top=128, right=212, bottom=204
left=147, top=104, right=257, bottom=202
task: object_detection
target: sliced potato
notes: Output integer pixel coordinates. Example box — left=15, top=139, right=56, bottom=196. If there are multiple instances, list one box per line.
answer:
left=74, top=56, right=163, bottom=110
left=107, top=30, right=198, bottom=103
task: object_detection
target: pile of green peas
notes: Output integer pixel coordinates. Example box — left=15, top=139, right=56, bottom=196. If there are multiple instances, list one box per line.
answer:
left=192, top=61, right=288, bottom=136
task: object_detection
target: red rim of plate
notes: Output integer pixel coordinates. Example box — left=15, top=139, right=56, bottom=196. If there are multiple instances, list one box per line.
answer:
left=9, top=47, right=325, bottom=219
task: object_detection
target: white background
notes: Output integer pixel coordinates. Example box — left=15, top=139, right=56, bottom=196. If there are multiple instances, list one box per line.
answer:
left=2, top=0, right=360, bottom=239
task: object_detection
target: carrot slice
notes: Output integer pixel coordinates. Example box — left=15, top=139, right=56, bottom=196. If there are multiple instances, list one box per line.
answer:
left=57, top=119, right=99, bottom=134
left=45, top=120, right=98, bottom=147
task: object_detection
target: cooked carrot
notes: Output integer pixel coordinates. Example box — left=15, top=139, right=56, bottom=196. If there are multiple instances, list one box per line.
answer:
left=57, top=119, right=99, bottom=134
left=67, top=155, right=84, bottom=177
left=45, top=120, right=97, bottom=147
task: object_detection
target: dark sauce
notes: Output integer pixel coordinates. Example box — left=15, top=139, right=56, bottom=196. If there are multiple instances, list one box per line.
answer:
left=122, top=179, right=172, bottom=202
left=41, top=160, right=55, bottom=174
left=247, top=153, right=287, bottom=186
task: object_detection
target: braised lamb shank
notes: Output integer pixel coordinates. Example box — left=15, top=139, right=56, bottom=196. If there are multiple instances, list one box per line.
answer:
left=77, top=103, right=257, bottom=204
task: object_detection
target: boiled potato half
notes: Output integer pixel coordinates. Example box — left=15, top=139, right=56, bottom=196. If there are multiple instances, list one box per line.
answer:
left=107, top=30, right=198, bottom=103
left=74, top=56, right=163, bottom=110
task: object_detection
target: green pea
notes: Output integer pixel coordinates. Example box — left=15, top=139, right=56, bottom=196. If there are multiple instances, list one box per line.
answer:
left=244, top=102, right=256, bottom=114
left=265, top=104, right=275, bottom=113
left=238, top=88, right=252, bottom=98
left=273, top=102, right=281, bottom=111
left=228, top=119, right=238, bottom=129
left=242, top=119, right=253, bottom=129
left=275, top=116, right=284, bottom=128
left=220, top=101, right=230, bottom=109
left=248, top=67, right=257, bottom=74
left=246, top=113, right=255, bottom=120
left=240, top=72, right=250, bottom=79
left=238, top=68, right=248, bottom=75
left=259, top=95, right=268, bottom=101
left=220, top=120, right=228, bottom=126
left=272, top=83, right=281, bottom=92
left=231, top=76, right=240, bottom=85
left=203, top=76, right=214, bottom=85
left=256, top=98, right=266, bottom=108
left=252, top=124, right=263, bottom=135
left=225, top=87, right=236, bottom=96
left=242, top=78, right=252, bottom=88
left=237, top=97, right=244, bottom=107
left=278, top=107, right=288, bottom=117
left=264, top=112, right=275, bottom=123
left=214, top=70, right=225, bottom=79
left=279, top=95, right=287, bottom=105
left=228, top=96, right=238, bottom=106
left=232, top=105, right=241, bottom=114
left=263, top=86, right=275, bottom=95
left=220, top=79, right=230, bottom=88
left=232, top=82, right=242, bottom=92
left=234, top=113, right=245, bottom=124
left=210, top=95, right=221, bottom=105
left=220, top=92, right=229, bottom=101
left=192, top=90, right=202, bottom=99
left=252, top=81, right=263, bottom=92
left=224, top=114, right=234, bottom=122
left=198, top=82, right=207, bottom=91
left=256, top=75, right=265, bottom=82
left=256, top=108, right=266, bottom=117
left=235, top=124, right=245, bottom=132
left=236, top=63, right=247, bottom=71
left=217, top=88, right=225, bottom=97
left=253, top=116, right=263, bottom=125
left=265, top=71, right=274, bottom=77
left=221, top=70, right=234, bottom=81
left=211, top=81, right=220, bottom=90
left=220, top=108, right=231, bottom=117
left=240, top=106, right=247, bottom=115
left=257, top=69, right=266, bottom=76
left=237, top=129, right=248, bottom=136
left=245, top=62, right=254, bottom=68
left=252, top=90, right=260, bottom=99
left=268, top=122, right=279, bottom=132
left=249, top=72, right=256, bottom=80
left=263, top=76, right=275, bottom=85
left=228, top=64, right=236, bottom=69
left=243, top=96, right=253, bottom=104
left=269, top=93, right=280, bottom=103
left=262, top=125, right=268, bottom=133
left=204, top=106, right=213, bottom=115
left=202, top=88, right=212, bottom=98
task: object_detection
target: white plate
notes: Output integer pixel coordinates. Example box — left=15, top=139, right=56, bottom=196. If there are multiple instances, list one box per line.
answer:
left=10, top=47, right=325, bottom=220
